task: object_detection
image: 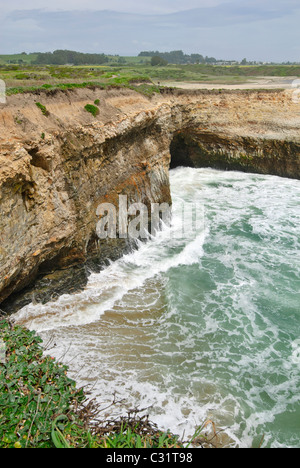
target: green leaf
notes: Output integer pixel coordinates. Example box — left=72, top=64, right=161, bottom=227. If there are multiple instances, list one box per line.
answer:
left=51, top=416, right=70, bottom=449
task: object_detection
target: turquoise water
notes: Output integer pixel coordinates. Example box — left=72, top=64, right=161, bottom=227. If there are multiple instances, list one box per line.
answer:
left=13, top=168, right=300, bottom=448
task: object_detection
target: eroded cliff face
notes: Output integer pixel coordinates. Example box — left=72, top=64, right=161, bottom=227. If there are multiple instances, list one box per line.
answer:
left=0, top=87, right=299, bottom=310
left=170, top=130, right=300, bottom=177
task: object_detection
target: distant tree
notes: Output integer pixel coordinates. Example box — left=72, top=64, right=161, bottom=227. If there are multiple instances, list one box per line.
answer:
left=140, top=50, right=217, bottom=65
left=241, top=58, right=248, bottom=65
left=190, top=54, right=205, bottom=64
left=139, top=51, right=159, bottom=57
left=35, top=50, right=109, bottom=65
left=151, top=56, right=168, bottom=66
left=204, top=55, right=217, bottom=64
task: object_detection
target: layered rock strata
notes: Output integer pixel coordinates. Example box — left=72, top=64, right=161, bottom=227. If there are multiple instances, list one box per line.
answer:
left=0, top=87, right=299, bottom=310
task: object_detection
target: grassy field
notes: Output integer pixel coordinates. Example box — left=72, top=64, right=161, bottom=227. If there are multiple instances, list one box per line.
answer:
left=1, top=60, right=300, bottom=97
left=0, top=53, right=39, bottom=65
left=0, top=53, right=149, bottom=66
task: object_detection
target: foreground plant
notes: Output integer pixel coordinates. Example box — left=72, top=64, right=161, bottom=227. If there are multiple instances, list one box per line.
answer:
left=0, top=318, right=184, bottom=449
left=0, top=318, right=85, bottom=448
left=0, top=317, right=220, bottom=448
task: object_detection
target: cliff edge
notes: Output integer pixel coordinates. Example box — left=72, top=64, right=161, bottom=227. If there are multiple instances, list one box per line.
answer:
left=0, top=87, right=299, bottom=310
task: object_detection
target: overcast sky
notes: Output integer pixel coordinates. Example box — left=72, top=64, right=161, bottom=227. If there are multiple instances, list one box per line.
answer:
left=0, top=0, right=299, bottom=61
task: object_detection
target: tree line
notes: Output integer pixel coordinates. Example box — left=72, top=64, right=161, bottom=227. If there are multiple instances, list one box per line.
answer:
left=34, top=50, right=109, bottom=65
left=139, top=50, right=217, bottom=65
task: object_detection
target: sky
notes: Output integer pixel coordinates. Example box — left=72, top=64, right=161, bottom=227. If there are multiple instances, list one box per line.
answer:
left=0, top=0, right=299, bottom=62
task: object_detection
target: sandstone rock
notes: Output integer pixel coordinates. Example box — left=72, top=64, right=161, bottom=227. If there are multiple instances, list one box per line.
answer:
left=0, top=87, right=299, bottom=311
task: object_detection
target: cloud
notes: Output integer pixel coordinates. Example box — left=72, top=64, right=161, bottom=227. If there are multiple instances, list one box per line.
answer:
left=0, top=0, right=233, bottom=16
left=165, top=0, right=300, bottom=27
left=7, top=0, right=300, bottom=29
left=1, top=1, right=299, bottom=61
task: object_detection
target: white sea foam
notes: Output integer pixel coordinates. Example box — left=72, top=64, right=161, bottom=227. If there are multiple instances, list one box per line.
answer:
left=12, top=201, right=208, bottom=332
left=12, top=168, right=300, bottom=448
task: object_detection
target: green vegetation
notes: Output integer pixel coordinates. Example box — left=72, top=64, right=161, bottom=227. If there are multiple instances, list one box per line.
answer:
left=35, top=102, right=49, bottom=116
left=0, top=49, right=299, bottom=69
left=0, top=318, right=85, bottom=448
left=99, top=425, right=182, bottom=449
left=0, top=52, right=299, bottom=100
left=34, top=50, right=109, bottom=66
left=151, top=56, right=168, bottom=67
left=1, top=62, right=299, bottom=96
left=0, top=53, right=39, bottom=65
left=14, top=117, right=23, bottom=125
left=84, top=104, right=100, bottom=117
left=2, top=72, right=161, bottom=99
left=0, top=52, right=299, bottom=103
left=0, top=317, right=180, bottom=448
left=1, top=317, right=220, bottom=448
left=141, top=50, right=217, bottom=64
left=94, top=99, right=100, bottom=105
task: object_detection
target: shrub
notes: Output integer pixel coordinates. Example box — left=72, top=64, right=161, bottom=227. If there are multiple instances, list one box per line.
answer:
left=15, top=73, right=30, bottom=80
left=94, top=99, right=100, bottom=105
left=0, top=319, right=85, bottom=448
left=84, top=104, right=99, bottom=117
left=35, top=102, right=49, bottom=116
left=151, top=56, right=168, bottom=67
left=0, top=318, right=218, bottom=448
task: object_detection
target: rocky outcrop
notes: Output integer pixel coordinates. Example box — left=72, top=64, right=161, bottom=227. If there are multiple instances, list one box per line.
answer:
left=170, top=129, right=300, bottom=178
left=0, top=87, right=299, bottom=311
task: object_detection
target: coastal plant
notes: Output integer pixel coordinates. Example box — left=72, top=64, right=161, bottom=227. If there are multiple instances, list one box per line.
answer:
left=14, top=117, right=23, bottom=125
left=84, top=104, right=99, bottom=117
left=99, top=423, right=183, bottom=449
left=185, top=419, right=219, bottom=448
left=0, top=317, right=222, bottom=449
left=0, top=318, right=184, bottom=449
left=0, top=318, right=85, bottom=448
left=51, top=415, right=71, bottom=448
left=35, top=102, right=49, bottom=116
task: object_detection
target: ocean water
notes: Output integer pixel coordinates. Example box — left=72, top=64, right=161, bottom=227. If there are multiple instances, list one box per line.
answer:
left=12, top=168, right=300, bottom=448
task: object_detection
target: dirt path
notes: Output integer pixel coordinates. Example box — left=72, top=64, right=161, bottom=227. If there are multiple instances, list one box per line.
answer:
left=160, top=76, right=297, bottom=90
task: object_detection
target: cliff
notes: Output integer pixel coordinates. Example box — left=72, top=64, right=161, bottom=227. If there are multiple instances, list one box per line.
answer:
left=0, top=86, right=299, bottom=311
